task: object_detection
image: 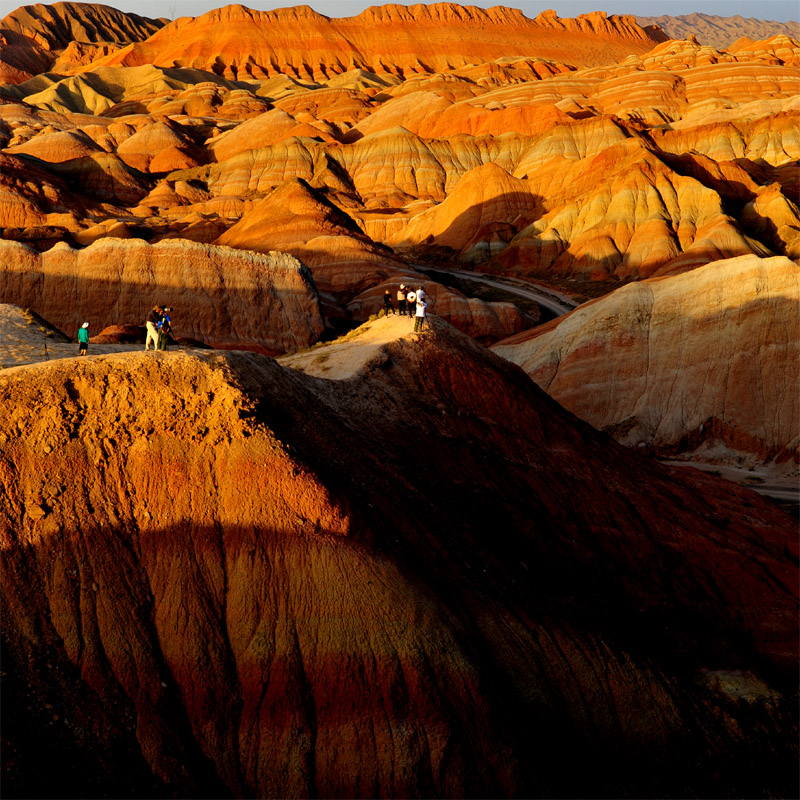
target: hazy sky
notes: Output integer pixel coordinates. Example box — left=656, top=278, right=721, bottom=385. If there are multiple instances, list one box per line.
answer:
left=54, top=0, right=800, bottom=23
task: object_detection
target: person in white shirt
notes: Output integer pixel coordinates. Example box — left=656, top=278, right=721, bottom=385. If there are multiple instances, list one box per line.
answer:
left=414, top=297, right=427, bottom=332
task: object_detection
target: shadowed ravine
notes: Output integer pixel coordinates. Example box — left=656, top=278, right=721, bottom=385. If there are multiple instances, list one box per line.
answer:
left=1, top=319, right=797, bottom=798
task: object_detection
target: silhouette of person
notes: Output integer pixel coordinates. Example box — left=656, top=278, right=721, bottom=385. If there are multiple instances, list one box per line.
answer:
left=383, top=290, right=395, bottom=317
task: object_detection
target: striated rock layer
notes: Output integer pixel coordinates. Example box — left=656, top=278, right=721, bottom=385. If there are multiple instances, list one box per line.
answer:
left=1, top=318, right=797, bottom=799
left=0, top=238, right=325, bottom=353
left=215, top=178, right=533, bottom=341
left=493, top=255, right=800, bottom=467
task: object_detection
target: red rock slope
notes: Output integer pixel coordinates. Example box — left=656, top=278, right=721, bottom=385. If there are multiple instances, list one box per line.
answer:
left=1, top=317, right=797, bottom=798
left=84, top=3, right=667, bottom=79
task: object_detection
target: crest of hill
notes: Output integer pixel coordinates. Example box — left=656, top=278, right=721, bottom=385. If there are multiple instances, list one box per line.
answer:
left=81, top=3, right=667, bottom=80
left=635, top=12, right=800, bottom=50
left=0, top=2, right=167, bottom=51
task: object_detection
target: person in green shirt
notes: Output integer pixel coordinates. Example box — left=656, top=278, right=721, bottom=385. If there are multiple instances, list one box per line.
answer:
left=78, top=322, right=89, bottom=356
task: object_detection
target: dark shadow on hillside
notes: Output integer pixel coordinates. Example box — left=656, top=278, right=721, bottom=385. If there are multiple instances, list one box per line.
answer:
left=1, top=334, right=798, bottom=797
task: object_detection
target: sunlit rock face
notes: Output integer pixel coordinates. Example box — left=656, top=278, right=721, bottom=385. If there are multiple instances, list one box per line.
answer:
left=493, top=255, right=800, bottom=468
left=1, top=318, right=797, bottom=798
left=75, top=3, right=666, bottom=80
left=0, top=237, right=325, bottom=353
left=0, top=5, right=796, bottom=326
left=0, top=1, right=166, bottom=83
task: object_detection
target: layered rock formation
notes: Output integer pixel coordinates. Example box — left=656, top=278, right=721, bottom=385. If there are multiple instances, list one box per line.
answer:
left=2, top=318, right=797, bottom=798
left=1, top=2, right=166, bottom=52
left=0, top=5, right=796, bottom=304
left=82, top=4, right=665, bottom=81
left=214, top=178, right=532, bottom=339
left=0, top=3, right=797, bottom=350
left=493, top=255, right=800, bottom=467
left=0, top=238, right=325, bottom=352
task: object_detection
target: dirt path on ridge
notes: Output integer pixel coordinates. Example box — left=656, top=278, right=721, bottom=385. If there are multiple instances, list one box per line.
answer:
left=279, top=314, right=419, bottom=379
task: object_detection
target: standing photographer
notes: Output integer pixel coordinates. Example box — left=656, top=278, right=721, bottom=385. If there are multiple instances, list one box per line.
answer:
left=157, top=306, right=173, bottom=351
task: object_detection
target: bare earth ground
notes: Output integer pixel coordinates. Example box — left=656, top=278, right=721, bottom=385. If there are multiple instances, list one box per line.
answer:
left=663, top=460, right=799, bottom=516
left=0, top=303, right=195, bottom=369
left=278, top=313, right=421, bottom=379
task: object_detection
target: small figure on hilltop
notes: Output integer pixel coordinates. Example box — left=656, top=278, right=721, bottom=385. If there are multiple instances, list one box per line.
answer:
left=396, top=284, right=407, bottom=316
left=145, top=305, right=161, bottom=351
left=414, top=295, right=428, bottom=332
left=405, top=289, right=416, bottom=316
left=78, top=322, right=89, bottom=356
left=383, top=290, right=395, bottom=317
left=157, top=307, right=173, bottom=351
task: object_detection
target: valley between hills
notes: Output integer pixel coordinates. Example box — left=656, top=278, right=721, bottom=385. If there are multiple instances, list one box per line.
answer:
left=0, top=2, right=798, bottom=798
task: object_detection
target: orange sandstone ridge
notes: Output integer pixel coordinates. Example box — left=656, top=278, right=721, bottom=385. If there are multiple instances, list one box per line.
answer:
left=75, top=4, right=667, bottom=80
left=493, top=255, right=800, bottom=468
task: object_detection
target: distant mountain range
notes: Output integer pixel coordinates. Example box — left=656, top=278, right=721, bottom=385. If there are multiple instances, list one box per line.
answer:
left=636, top=12, right=800, bottom=48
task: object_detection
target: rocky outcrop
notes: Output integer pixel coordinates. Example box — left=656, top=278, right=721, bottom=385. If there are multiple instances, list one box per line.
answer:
left=0, top=151, right=92, bottom=229
left=0, top=28, right=51, bottom=83
left=0, top=238, right=325, bottom=353
left=1, top=318, right=796, bottom=798
left=493, top=255, right=800, bottom=467
left=216, top=178, right=403, bottom=299
left=214, top=179, right=532, bottom=339
left=389, top=163, right=541, bottom=261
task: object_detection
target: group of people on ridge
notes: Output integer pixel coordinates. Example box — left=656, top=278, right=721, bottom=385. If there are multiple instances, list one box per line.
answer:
left=145, top=305, right=173, bottom=351
left=383, top=284, right=429, bottom=331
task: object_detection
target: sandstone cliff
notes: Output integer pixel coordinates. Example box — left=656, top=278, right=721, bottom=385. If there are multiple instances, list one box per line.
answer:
left=0, top=238, right=325, bottom=353
left=493, top=255, right=800, bottom=467
left=1, top=317, right=796, bottom=798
